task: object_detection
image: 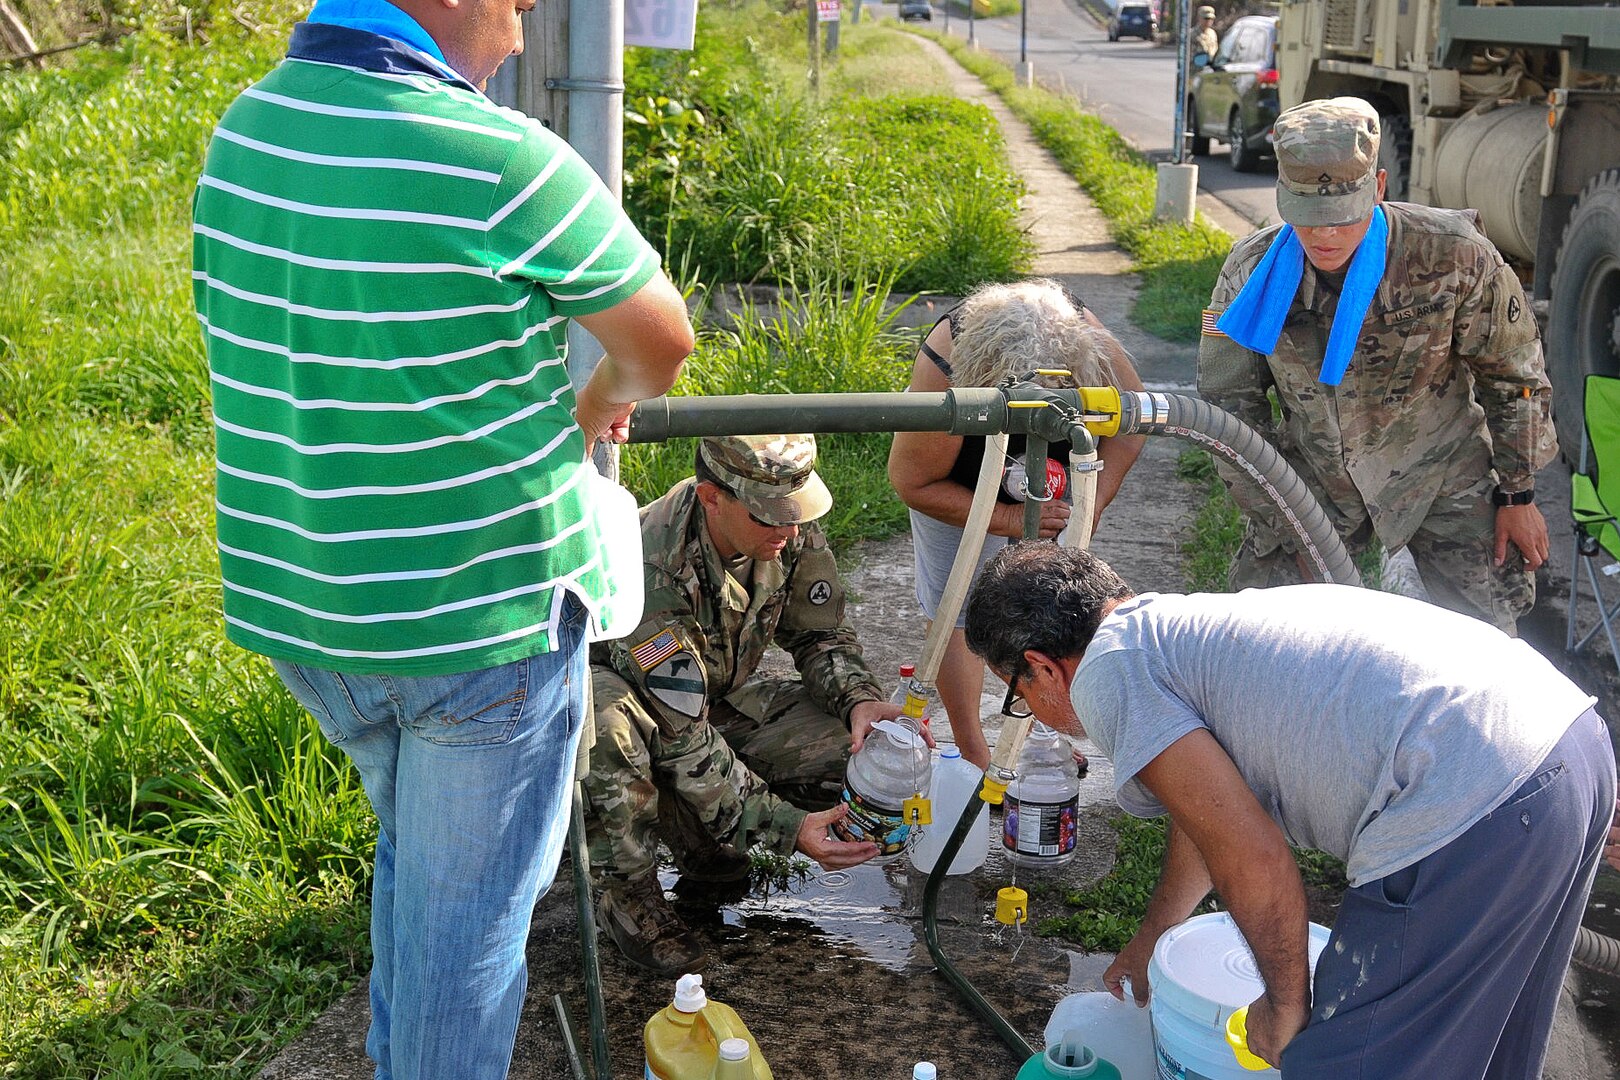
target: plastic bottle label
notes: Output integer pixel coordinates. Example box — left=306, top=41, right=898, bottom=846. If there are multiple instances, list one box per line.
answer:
left=1003, top=796, right=1078, bottom=857
left=836, top=784, right=912, bottom=856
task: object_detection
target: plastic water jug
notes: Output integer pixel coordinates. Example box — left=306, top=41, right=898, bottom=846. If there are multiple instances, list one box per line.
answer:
left=834, top=717, right=932, bottom=860
left=1003, top=723, right=1079, bottom=869
left=909, top=746, right=988, bottom=875
left=1015, top=1031, right=1122, bottom=1080
left=644, top=974, right=772, bottom=1080
left=1146, top=913, right=1330, bottom=1079
left=582, top=467, right=645, bottom=642
left=1042, top=990, right=1155, bottom=1080
left=911, top=1064, right=937, bottom=1080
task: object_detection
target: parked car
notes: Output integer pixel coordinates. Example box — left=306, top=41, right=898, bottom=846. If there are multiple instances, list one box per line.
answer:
left=899, top=0, right=933, bottom=21
left=1187, top=14, right=1279, bottom=172
left=1107, top=3, right=1156, bottom=42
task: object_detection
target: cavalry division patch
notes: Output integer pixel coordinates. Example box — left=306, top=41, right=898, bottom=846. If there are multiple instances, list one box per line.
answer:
left=645, top=651, right=705, bottom=716
left=1201, top=309, right=1228, bottom=337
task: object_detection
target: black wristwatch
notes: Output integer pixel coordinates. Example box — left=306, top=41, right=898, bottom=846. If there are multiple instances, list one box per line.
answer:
left=1491, top=486, right=1535, bottom=507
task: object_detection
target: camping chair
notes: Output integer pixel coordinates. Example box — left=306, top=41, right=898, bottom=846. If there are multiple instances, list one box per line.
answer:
left=1566, top=373, right=1620, bottom=667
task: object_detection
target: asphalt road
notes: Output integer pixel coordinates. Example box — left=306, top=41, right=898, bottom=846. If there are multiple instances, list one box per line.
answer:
left=892, top=0, right=1281, bottom=228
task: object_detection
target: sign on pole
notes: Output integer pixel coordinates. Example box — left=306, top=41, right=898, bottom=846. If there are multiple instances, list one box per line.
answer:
left=817, top=1, right=841, bottom=23
left=624, top=0, right=699, bottom=50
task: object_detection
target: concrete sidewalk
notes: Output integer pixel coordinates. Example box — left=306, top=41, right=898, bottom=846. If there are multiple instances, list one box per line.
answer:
left=255, top=29, right=1618, bottom=1080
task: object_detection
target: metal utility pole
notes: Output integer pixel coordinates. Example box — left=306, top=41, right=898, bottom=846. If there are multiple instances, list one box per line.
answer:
left=1170, top=0, right=1189, bottom=165
left=1017, top=0, right=1032, bottom=85
left=968, top=0, right=976, bottom=44
left=1153, top=0, right=1197, bottom=223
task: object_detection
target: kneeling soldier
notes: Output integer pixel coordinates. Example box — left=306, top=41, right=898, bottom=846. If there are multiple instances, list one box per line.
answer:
left=583, top=435, right=900, bottom=974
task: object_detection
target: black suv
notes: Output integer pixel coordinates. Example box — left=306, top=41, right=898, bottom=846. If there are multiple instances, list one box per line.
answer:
left=1187, top=14, right=1280, bottom=172
left=1108, top=3, right=1156, bottom=42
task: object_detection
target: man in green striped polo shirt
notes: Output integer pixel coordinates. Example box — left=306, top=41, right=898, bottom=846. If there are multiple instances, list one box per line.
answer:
left=191, top=1, right=692, bottom=1076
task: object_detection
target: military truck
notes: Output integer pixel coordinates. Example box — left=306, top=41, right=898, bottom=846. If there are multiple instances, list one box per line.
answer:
left=1277, top=0, right=1620, bottom=455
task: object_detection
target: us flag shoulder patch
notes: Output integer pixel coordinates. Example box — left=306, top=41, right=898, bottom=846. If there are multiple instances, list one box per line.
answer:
left=1201, top=309, right=1227, bottom=338
left=631, top=628, right=682, bottom=671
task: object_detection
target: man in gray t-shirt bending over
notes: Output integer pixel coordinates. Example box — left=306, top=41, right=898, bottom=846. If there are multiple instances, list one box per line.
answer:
left=963, top=543, right=1614, bottom=1079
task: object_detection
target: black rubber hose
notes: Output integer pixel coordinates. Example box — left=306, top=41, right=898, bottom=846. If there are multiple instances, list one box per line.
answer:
left=1121, top=392, right=1362, bottom=587
left=922, top=780, right=1038, bottom=1064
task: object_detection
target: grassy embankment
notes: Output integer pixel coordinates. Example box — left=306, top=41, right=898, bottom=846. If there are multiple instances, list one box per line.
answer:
left=0, top=2, right=1032, bottom=1072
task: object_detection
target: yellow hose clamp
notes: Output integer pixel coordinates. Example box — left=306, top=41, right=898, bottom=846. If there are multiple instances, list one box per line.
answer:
left=1077, top=386, right=1123, bottom=438
left=979, top=773, right=1008, bottom=805
left=995, top=886, right=1029, bottom=927
left=902, top=794, right=932, bottom=826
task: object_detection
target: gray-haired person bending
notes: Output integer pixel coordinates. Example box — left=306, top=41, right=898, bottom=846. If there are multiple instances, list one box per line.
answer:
left=962, top=542, right=1613, bottom=1078
left=887, top=280, right=1145, bottom=768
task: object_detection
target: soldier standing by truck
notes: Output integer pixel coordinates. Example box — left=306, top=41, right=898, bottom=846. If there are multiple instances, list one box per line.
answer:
left=1199, top=98, right=1557, bottom=634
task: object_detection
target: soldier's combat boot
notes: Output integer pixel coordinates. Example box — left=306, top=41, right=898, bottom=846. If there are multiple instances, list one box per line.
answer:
left=595, top=875, right=708, bottom=976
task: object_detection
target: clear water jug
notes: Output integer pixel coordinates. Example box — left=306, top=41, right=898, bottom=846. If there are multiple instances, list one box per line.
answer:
left=834, top=717, right=932, bottom=860
left=1003, top=722, right=1079, bottom=869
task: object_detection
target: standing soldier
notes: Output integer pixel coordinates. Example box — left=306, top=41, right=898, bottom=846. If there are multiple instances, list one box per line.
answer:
left=1193, top=5, right=1220, bottom=64
left=584, top=435, right=903, bottom=974
left=1198, top=97, right=1555, bottom=633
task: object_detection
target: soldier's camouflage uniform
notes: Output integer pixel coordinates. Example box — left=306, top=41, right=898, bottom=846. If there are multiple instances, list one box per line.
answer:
left=582, top=477, right=883, bottom=886
left=1199, top=201, right=1557, bottom=632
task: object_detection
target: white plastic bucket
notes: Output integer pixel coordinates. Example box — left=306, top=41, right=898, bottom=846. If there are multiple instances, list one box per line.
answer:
left=1146, top=912, right=1330, bottom=1080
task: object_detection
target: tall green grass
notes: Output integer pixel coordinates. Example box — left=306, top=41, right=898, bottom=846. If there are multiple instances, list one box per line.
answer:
left=624, top=3, right=1033, bottom=294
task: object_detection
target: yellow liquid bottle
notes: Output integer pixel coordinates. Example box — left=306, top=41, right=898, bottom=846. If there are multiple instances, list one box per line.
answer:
left=644, top=975, right=773, bottom=1080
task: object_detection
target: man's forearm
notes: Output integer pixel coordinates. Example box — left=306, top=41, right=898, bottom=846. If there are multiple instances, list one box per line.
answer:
left=1141, top=820, right=1215, bottom=936
left=1204, top=836, right=1312, bottom=1009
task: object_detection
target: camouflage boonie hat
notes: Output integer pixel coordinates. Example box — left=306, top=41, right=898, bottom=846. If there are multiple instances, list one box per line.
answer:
left=1273, top=97, right=1382, bottom=228
left=1197, top=6, right=1215, bottom=18
left=699, top=434, right=832, bottom=526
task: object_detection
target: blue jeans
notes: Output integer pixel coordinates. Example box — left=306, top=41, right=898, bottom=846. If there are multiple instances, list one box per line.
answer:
left=272, top=597, right=588, bottom=1080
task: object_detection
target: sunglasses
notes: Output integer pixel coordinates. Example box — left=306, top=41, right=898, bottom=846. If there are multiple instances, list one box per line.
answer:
left=728, top=492, right=789, bottom=529
left=1001, top=674, right=1033, bottom=719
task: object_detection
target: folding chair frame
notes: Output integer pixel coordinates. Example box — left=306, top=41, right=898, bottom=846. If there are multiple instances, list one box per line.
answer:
left=1566, top=410, right=1620, bottom=665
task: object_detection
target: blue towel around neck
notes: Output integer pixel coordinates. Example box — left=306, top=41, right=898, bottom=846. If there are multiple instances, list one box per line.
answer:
left=1215, top=206, right=1388, bottom=386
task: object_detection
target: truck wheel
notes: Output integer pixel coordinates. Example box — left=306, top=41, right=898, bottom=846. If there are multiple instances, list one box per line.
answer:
left=1188, top=98, right=1209, bottom=156
left=1549, top=168, right=1620, bottom=461
left=1229, top=112, right=1260, bottom=173
left=1377, top=111, right=1413, bottom=202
